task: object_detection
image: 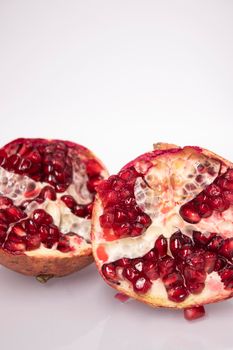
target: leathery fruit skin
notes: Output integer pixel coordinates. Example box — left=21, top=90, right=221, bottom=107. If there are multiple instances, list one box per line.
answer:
left=91, top=143, right=233, bottom=319
left=0, top=138, right=108, bottom=279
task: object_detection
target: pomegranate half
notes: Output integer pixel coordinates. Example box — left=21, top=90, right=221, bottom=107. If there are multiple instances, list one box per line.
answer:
left=91, top=143, right=233, bottom=319
left=0, top=138, right=108, bottom=280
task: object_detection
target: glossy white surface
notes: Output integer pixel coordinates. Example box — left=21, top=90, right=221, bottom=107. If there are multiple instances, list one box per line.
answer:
left=0, top=0, right=233, bottom=349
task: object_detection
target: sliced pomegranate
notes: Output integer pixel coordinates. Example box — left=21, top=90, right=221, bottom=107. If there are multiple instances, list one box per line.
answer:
left=91, top=143, right=233, bottom=319
left=0, top=138, right=108, bottom=279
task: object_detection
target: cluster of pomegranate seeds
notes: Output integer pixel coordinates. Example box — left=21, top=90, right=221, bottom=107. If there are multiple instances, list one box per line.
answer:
left=180, top=169, right=233, bottom=224
left=98, top=167, right=152, bottom=238
left=61, top=195, right=93, bottom=219
left=0, top=197, right=72, bottom=253
left=102, top=230, right=233, bottom=301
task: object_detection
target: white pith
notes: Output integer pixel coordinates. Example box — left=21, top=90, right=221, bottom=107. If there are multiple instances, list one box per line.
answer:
left=92, top=147, right=233, bottom=306
left=0, top=164, right=105, bottom=255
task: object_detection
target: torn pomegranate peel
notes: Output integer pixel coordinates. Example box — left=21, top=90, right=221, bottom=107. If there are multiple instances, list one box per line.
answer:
left=91, top=143, right=233, bottom=320
left=0, top=138, right=108, bottom=280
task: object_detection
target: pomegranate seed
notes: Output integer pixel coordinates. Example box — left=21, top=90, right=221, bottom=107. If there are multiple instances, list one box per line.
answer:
left=4, top=240, right=26, bottom=253
left=208, top=196, right=229, bottom=212
left=186, top=253, right=205, bottom=270
left=5, top=206, right=26, bottom=223
left=102, top=264, right=116, bottom=280
left=0, top=210, right=7, bottom=223
left=193, top=231, right=216, bottom=246
left=167, top=284, right=188, bottom=302
left=204, top=251, right=217, bottom=273
left=86, top=159, right=102, bottom=176
left=114, top=210, right=128, bottom=223
left=6, top=154, right=21, bottom=170
left=158, top=255, right=176, bottom=278
left=123, top=266, right=140, bottom=282
left=223, top=190, right=233, bottom=204
left=219, top=265, right=233, bottom=284
left=39, top=186, right=56, bottom=200
left=57, top=235, right=71, bottom=253
left=187, top=282, right=205, bottom=294
left=177, top=245, right=193, bottom=260
left=131, top=223, right=144, bottom=236
left=73, top=205, right=88, bottom=218
left=136, top=214, right=152, bottom=226
left=179, top=203, right=201, bottom=224
left=214, top=256, right=227, bottom=271
left=133, top=276, right=151, bottom=293
left=184, top=266, right=206, bottom=284
left=24, top=219, right=37, bottom=235
left=26, top=235, right=41, bottom=250
left=113, top=222, right=131, bottom=237
left=144, top=249, right=157, bottom=260
left=219, top=238, right=233, bottom=260
left=170, top=231, right=192, bottom=257
left=195, top=203, right=212, bottom=218
left=207, top=235, right=224, bottom=252
left=0, top=149, right=6, bottom=165
left=205, top=184, right=221, bottom=197
left=163, top=271, right=183, bottom=288
left=0, top=196, right=13, bottom=208
left=61, top=195, right=76, bottom=209
left=115, top=258, right=131, bottom=267
left=184, top=306, right=205, bottom=320
left=155, top=235, right=167, bottom=257
left=33, top=209, right=53, bottom=225
left=143, top=261, right=159, bottom=280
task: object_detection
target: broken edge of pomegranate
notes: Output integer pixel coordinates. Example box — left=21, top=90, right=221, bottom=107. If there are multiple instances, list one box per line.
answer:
left=91, top=143, right=233, bottom=319
left=0, top=138, right=108, bottom=280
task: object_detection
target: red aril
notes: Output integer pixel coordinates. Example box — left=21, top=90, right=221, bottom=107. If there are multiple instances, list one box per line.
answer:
left=91, top=143, right=233, bottom=320
left=0, top=138, right=108, bottom=280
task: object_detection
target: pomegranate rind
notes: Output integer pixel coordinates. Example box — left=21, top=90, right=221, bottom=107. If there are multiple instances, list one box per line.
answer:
left=0, top=138, right=108, bottom=277
left=91, top=144, right=233, bottom=309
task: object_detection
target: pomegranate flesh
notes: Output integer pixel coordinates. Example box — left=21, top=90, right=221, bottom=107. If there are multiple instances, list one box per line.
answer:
left=0, top=138, right=108, bottom=279
left=91, top=143, right=233, bottom=319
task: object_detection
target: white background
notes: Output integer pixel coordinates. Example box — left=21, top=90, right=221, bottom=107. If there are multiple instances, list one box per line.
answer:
left=0, top=1, right=233, bottom=349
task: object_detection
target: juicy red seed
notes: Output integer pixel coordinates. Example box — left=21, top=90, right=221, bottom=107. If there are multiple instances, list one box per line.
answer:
left=114, top=210, right=128, bottom=223
left=0, top=210, right=8, bottom=222
left=187, top=282, right=205, bottom=294
left=155, top=235, right=167, bottom=257
left=123, top=266, right=140, bottom=282
left=0, top=149, right=6, bottom=165
left=6, top=154, right=21, bottom=170
left=73, top=205, right=88, bottom=218
left=205, top=184, right=221, bottom=197
left=167, top=284, right=188, bottom=302
left=25, top=235, right=41, bottom=250
left=184, top=306, right=205, bottom=320
left=163, top=271, right=183, bottom=288
left=5, top=206, right=26, bottom=222
left=219, top=266, right=233, bottom=285
left=144, top=249, right=157, bottom=260
left=18, top=158, right=32, bottom=172
left=195, top=193, right=208, bottom=204
left=39, top=225, right=50, bottom=242
left=143, top=261, right=159, bottom=280
left=208, top=196, right=229, bottom=212
left=87, top=177, right=102, bottom=192
left=219, top=238, right=233, bottom=260
left=3, top=240, right=26, bottom=252
left=61, top=195, right=76, bottom=209
left=7, top=231, right=24, bottom=243
left=158, top=256, right=176, bottom=278
left=179, top=203, right=201, bottom=224
left=133, top=276, right=152, bottom=293
left=119, top=168, right=138, bottom=181
left=115, top=258, right=131, bottom=267
left=184, top=266, right=206, bottom=284
left=207, top=235, right=224, bottom=252
left=195, top=203, right=212, bottom=218
left=57, top=235, right=71, bottom=253
left=193, top=231, right=216, bottom=246
left=24, top=219, right=37, bottom=234
left=102, top=264, right=117, bottom=280
left=219, top=179, right=233, bottom=190
left=55, top=183, right=69, bottom=193
left=131, top=223, right=144, bottom=236
left=170, top=231, right=192, bottom=257
left=133, top=259, right=144, bottom=272
left=86, top=159, right=102, bottom=176
left=103, top=191, right=118, bottom=207
left=113, top=223, right=131, bottom=237
left=223, top=190, right=233, bottom=204
left=0, top=196, right=13, bottom=208
left=39, top=186, right=56, bottom=200
left=136, top=214, right=152, bottom=226
left=186, top=253, right=205, bottom=270
left=32, top=209, right=53, bottom=225
left=177, top=245, right=193, bottom=260
left=214, top=256, right=227, bottom=271
left=204, top=251, right=217, bottom=273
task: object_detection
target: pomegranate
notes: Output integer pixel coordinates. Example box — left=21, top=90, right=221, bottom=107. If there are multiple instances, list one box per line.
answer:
left=91, top=143, right=233, bottom=319
left=0, top=138, right=108, bottom=280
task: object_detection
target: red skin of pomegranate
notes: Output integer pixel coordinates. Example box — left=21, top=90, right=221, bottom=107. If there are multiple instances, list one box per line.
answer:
left=91, top=143, right=233, bottom=317
left=0, top=138, right=108, bottom=279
